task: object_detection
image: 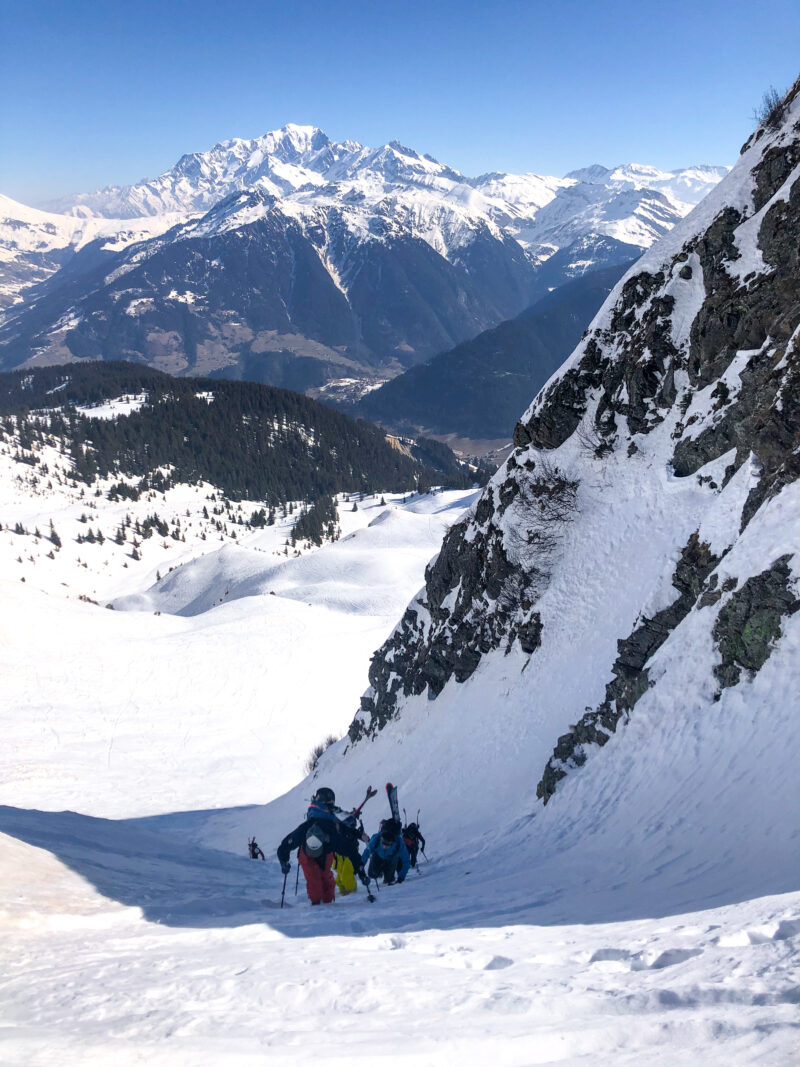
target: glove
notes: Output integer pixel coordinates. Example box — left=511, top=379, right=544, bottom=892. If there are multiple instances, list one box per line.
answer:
left=280, top=861, right=291, bottom=875
left=358, top=868, right=370, bottom=887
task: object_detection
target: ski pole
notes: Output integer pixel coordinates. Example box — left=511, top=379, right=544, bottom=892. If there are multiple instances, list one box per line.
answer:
left=421, top=848, right=430, bottom=864
left=280, top=870, right=288, bottom=909
left=294, top=862, right=300, bottom=896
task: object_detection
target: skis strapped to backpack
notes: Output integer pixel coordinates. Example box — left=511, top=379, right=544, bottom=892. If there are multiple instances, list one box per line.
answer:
left=385, top=782, right=401, bottom=824
left=353, top=785, right=377, bottom=818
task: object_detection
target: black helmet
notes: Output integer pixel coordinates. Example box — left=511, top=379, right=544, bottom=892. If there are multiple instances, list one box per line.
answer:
left=380, top=819, right=399, bottom=845
left=313, top=787, right=335, bottom=805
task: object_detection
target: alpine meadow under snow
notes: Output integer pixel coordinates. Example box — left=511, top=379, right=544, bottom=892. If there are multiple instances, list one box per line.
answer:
left=2, top=87, right=800, bottom=1067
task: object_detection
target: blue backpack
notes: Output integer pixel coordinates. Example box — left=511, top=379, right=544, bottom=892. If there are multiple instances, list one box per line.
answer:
left=306, top=800, right=339, bottom=823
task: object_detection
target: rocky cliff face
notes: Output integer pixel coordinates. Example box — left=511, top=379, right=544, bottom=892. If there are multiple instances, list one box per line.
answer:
left=349, top=81, right=800, bottom=805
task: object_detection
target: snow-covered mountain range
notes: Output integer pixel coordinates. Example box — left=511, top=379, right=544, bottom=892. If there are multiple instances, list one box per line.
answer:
left=41, top=126, right=724, bottom=245
left=1, top=126, right=727, bottom=392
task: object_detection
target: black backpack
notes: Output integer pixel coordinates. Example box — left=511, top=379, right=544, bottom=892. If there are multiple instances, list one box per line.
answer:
left=304, top=821, right=329, bottom=858
left=403, top=823, right=420, bottom=845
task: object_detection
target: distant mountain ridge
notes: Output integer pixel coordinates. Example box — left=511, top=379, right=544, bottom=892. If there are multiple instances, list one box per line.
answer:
left=0, top=125, right=728, bottom=390
left=41, top=125, right=726, bottom=238
left=352, top=260, right=636, bottom=440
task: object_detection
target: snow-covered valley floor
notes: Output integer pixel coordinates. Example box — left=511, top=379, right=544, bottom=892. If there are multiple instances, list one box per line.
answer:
left=1, top=454, right=798, bottom=1064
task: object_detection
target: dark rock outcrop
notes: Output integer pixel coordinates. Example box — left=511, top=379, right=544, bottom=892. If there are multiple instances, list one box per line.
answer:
left=713, top=556, right=800, bottom=688
left=350, top=462, right=577, bottom=741
left=536, top=532, right=720, bottom=803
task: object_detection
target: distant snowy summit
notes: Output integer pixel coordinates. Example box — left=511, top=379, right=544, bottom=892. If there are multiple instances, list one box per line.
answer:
left=565, top=162, right=729, bottom=204
left=39, top=123, right=728, bottom=254
left=0, top=125, right=728, bottom=388
left=42, top=125, right=364, bottom=219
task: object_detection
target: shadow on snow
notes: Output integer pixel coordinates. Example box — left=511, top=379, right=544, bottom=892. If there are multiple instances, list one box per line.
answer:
left=3, top=803, right=799, bottom=937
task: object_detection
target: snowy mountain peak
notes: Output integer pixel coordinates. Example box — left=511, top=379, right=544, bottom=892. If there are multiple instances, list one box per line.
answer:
left=564, top=164, right=612, bottom=183
left=2, top=125, right=730, bottom=374
left=39, top=124, right=357, bottom=220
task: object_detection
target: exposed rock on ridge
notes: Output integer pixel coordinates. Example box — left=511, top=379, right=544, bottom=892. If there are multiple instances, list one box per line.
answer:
left=349, top=77, right=800, bottom=805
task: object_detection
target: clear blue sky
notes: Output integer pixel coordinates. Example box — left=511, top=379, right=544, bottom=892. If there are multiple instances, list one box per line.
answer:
left=2, top=0, right=799, bottom=205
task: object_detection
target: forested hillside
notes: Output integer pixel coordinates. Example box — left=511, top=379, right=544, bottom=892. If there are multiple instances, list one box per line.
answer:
left=0, top=362, right=471, bottom=503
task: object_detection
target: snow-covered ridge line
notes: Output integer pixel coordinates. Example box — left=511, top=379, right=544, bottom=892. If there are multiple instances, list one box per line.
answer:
left=0, top=403, right=473, bottom=610
left=32, top=125, right=728, bottom=271
left=1, top=124, right=727, bottom=320
left=41, top=123, right=727, bottom=226
left=340, top=79, right=800, bottom=886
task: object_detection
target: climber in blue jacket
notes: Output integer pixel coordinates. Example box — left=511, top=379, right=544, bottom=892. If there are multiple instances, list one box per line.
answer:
left=361, top=819, right=410, bottom=885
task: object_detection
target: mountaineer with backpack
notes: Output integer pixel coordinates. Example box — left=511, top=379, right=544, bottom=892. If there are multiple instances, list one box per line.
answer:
left=333, top=785, right=375, bottom=895
left=305, top=786, right=340, bottom=823
left=402, top=821, right=426, bottom=868
left=362, top=818, right=410, bottom=885
left=248, top=836, right=266, bottom=861
left=302, top=785, right=375, bottom=896
left=333, top=810, right=370, bottom=895
left=277, top=787, right=370, bottom=905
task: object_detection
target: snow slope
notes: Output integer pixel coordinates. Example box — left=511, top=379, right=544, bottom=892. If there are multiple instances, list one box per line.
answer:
left=0, top=394, right=798, bottom=1063
left=2, top=804, right=797, bottom=1066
